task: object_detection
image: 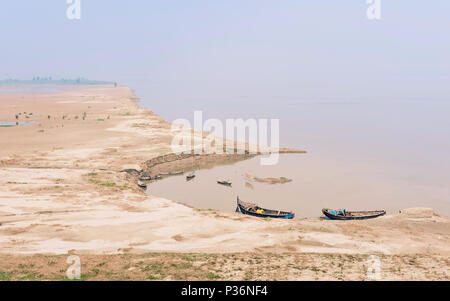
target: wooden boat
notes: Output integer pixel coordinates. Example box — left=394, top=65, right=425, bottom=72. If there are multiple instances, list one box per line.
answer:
left=186, top=171, right=196, bottom=180
left=322, top=208, right=386, bottom=220
left=217, top=180, right=232, bottom=186
left=236, top=197, right=295, bottom=219
left=137, top=181, right=147, bottom=189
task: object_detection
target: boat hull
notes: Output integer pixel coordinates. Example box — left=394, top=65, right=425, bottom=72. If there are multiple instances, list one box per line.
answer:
left=217, top=181, right=232, bottom=186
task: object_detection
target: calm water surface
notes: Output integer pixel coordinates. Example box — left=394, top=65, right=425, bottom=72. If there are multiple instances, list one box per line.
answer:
left=114, top=80, right=450, bottom=217
left=147, top=154, right=450, bottom=218
left=0, top=86, right=62, bottom=94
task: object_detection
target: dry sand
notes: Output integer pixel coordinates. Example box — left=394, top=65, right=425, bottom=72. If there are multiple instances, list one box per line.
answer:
left=0, top=85, right=448, bottom=280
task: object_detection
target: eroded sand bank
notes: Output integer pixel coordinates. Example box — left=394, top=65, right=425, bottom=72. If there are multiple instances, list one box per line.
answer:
left=0, top=85, right=448, bottom=279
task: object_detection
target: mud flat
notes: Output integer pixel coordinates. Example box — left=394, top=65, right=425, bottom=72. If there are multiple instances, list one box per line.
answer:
left=0, top=84, right=448, bottom=280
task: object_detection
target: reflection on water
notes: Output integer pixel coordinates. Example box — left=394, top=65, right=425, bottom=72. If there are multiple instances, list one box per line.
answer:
left=147, top=154, right=450, bottom=218
left=245, top=181, right=254, bottom=190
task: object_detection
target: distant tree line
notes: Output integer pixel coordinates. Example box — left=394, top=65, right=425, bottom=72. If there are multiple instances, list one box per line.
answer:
left=0, top=77, right=116, bottom=86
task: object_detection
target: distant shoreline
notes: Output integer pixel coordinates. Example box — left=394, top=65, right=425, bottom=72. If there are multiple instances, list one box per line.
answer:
left=0, top=78, right=116, bottom=86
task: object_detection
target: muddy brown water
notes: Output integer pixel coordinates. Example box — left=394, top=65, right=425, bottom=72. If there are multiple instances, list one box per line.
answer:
left=147, top=154, right=450, bottom=218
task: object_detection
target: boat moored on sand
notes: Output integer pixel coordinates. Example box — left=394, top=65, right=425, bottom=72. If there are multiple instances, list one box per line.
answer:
left=137, top=180, right=147, bottom=189
left=322, top=208, right=386, bottom=220
left=236, top=197, right=294, bottom=219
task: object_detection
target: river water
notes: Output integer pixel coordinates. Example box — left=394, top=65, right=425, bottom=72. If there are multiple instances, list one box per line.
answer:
left=128, top=81, right=450, bottom=217
left=147, top=153, right=450, bottom=218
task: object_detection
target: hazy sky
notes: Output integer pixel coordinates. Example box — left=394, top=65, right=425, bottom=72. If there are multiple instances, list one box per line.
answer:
left=1, top=1, right=449, bottom=187
left=1, top=1, right=449, bottom=102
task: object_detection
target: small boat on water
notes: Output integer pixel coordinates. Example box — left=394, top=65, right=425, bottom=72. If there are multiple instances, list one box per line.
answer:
left=137, top=181, right=147, bottom=189
left=236, top=197, right=295, bottom=219
left=186, top=171, right=196, bottom=180
left=322, top=208, right=386, bottom=220
left=217, top=180, right=232, bottom=186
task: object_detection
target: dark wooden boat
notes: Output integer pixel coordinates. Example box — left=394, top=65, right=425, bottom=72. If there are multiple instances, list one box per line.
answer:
left=236, top=197, right=295, bottom=219
left=137, top=181, right=147, bottom=189
left=159, top=171, right=184, bottom=176
left=322, top=208, right=386, bottom=220
left=186, top=171, right=196, bottom=180
left=217, top=180, right=232, bottom=186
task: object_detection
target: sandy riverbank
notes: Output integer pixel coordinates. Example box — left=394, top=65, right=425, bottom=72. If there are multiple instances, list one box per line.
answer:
left=0, top=85, right=448, bottom=280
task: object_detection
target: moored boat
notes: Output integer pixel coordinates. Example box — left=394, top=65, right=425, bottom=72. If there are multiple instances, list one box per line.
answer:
left=186, top=171, right=196, bottom=180
left=139, top=174, right=152, bottom=181
left=322, top=208, right=386, bottom=220
left=137, top=180, right=147, bottom=189
left=217, top=180, right=232, bottom=186
left=236, top=197, right=294, bottom=219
